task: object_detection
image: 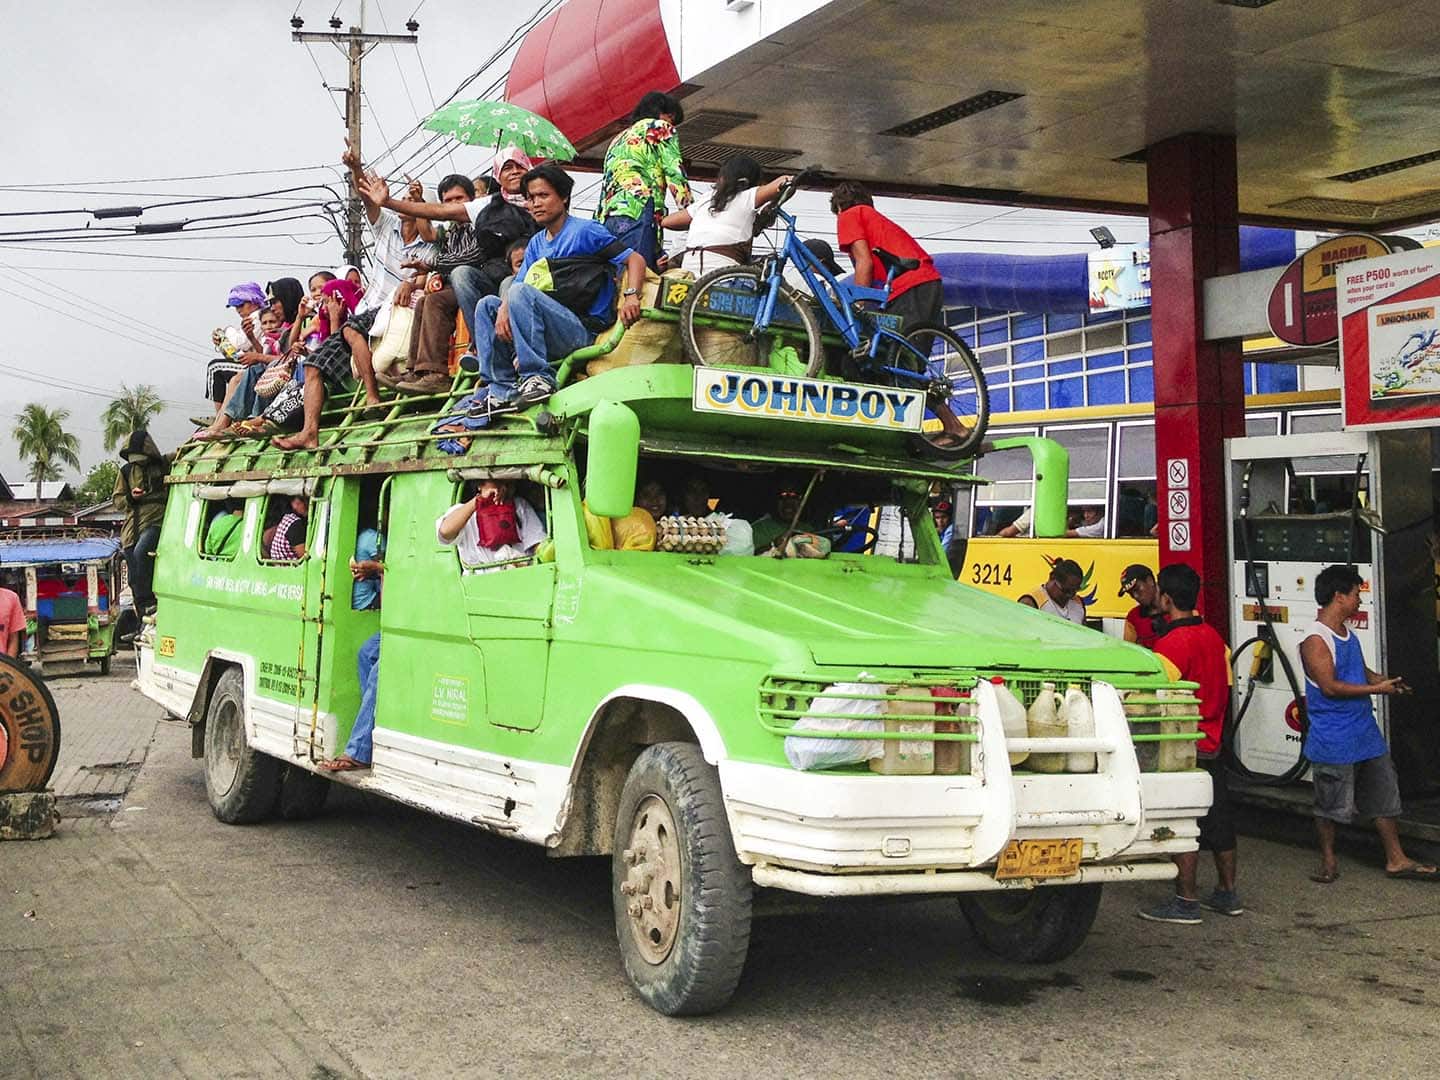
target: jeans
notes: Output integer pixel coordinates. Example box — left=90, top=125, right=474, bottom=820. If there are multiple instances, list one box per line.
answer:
left=603, top=198, right=657, bottom=269
left=126, top=524, right=161, bottom=613
left=223, top=363, right=267, bottom=421
left=451, top=263, right=502, bottom=340
left=474, top=283, right=593, bottom=400
left=343, top=631, right=381, bottom=764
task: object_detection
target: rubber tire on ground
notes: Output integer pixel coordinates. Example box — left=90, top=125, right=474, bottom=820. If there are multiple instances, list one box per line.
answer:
left=99, top=655, right=111, bottom=677
left=896, top=324, right=989, bottom=460
left=203, top=666, right=281, bottom=824
left=678, top=265, right=824, bottom=377
left=958, top=884, right=1102, bottom=964
left=274, top=763, right=331, bottom=820
left=612, top=742, right=752, bottom=1016
left=0, top=653, right=61, bottom=792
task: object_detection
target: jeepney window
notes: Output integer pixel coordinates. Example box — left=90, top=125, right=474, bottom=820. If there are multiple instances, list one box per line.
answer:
left=442, top=478, right=551, bottom=571
left=259, top=494, right=311, bottom=564
left=199, top=498, right=245, bottom=561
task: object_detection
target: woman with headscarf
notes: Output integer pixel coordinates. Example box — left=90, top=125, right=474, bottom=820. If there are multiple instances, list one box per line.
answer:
left=266, top=277, right=305, bottom=347
left=362, top=146, right=538, bottom=395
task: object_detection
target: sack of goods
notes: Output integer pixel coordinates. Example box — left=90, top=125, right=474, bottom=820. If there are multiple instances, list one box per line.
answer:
left=656, top=515, right=727, bottom=554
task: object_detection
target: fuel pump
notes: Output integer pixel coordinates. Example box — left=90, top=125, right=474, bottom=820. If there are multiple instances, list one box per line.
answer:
left=1224, top=430, right=1440, bottom=796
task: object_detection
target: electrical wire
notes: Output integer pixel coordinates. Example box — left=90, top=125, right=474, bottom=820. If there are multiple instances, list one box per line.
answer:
left=0, top=165, right=339, bottom=188
left=0, top=283, right=199, bottom=363
left=304, top=41, right=347, bottom=119
left=0, top=184, right=347, bottom=220
left=0, top=262, right=197, bottom=351
left=0, top=244, right=323, bottom=267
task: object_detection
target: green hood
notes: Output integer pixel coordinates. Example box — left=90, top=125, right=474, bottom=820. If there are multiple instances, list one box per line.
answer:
left=582, top=555, right=1162, bottom=676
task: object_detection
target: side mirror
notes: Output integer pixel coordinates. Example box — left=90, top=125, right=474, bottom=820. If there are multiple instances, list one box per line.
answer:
left=989, top=436, right=1070, bottom=538
left=585, top=400, right=640, bottom=518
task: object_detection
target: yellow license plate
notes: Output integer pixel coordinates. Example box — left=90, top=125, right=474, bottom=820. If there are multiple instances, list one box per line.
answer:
left=994, top=838, right=1083, bottom=881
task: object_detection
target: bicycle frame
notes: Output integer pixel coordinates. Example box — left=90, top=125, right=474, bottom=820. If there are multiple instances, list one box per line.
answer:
left=754, top=206, right=927, bottom=383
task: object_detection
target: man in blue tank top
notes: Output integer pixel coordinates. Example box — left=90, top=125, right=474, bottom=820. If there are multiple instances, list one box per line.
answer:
left=1299, top=564, right=1437, bottom=884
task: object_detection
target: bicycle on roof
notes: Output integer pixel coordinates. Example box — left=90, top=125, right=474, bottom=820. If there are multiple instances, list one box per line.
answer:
left=675, top=169, right=989, bottom=459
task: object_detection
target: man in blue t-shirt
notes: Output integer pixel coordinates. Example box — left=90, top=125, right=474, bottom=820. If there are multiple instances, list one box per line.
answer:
left=473, top=163, right=647, bottom=409
left=1300, top=564, right=1436, bottom=884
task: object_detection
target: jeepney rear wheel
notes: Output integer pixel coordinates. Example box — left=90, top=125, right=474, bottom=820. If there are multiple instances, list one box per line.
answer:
left=274, top=763, right=330, bottom=820
left=612, top=742, right=752, bottom=1016
left=203, top=667, right=281, bottom=824
left=958, top=884, right=1102, bottom=964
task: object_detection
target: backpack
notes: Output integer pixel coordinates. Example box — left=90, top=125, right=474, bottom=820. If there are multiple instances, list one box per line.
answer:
left=474, top=498, right=520, bottom=550
left=522, top=238, right=630, bottom=333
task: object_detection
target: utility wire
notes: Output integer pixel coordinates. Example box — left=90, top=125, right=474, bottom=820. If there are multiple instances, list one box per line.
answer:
left=0, top=164, right=339, bottom=188
left=0, top=184, right=346, bottom=220
left=0, top=262, right=197, bottom=351
left=0, top=283, right=199, bottom=363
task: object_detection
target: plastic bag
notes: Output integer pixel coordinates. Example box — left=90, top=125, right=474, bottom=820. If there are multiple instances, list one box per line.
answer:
left=783, top=681, right=885, bottom=771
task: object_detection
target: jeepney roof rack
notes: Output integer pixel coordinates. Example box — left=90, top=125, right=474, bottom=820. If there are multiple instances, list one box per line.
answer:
left=170, top=310, right=979, bottom=486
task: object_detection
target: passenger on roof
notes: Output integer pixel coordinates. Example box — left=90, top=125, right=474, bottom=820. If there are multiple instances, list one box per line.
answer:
left=208, top=282, right=267, bottom=414
left=662, top=155, right=792, bottom=275
left=363, top=147, right=537, bottom=395
left=595, top=92, right=692, bottom=269
left=830, top=181, right=944, bottom=333
left=469, top=164, right=648, bottom=410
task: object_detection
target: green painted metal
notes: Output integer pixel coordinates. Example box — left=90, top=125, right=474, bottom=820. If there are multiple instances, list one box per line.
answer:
left=584, top=401, right=640, bottom=517
left=153, top=359, right=1187, bottom=778
left=990, top=435, right=1069, bottom=538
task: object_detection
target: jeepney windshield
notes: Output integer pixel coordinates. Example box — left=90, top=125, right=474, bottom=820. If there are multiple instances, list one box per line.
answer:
left=624, top=456, right=939, bottom=563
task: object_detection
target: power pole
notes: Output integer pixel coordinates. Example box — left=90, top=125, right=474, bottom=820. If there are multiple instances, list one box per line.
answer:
left=291, top=2, right=418, bottom=266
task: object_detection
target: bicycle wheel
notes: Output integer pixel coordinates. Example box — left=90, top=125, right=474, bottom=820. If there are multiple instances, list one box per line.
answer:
left=898, top=324, right=989, bottom=460
left=679, top=266, right=823, bottom=378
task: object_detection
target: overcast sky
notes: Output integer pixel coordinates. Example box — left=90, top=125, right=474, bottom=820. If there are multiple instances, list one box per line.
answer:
left=3, top=0, right=1290, bottom=487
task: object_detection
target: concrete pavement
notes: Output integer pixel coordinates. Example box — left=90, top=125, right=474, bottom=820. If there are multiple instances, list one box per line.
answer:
left=4, top=670, right=1440, bottom=1078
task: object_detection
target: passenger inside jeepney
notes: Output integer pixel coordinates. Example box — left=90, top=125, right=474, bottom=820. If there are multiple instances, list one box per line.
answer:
left=751, top=485, right=820, bottom=554
left=262, top=496, right=309, bottom=562
left=437, top=479, right=546, bottom=570
left=202, top=499, right=245, bottom=560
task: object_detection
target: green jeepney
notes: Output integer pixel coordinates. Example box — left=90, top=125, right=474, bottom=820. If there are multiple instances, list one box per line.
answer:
left=1, top=535, right=124, bottom=676
left=137, top=356, right=1208, bottom=1015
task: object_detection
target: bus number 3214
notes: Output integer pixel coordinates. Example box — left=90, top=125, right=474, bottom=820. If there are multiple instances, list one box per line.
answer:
left=970, top=562, right=1013, bottom=586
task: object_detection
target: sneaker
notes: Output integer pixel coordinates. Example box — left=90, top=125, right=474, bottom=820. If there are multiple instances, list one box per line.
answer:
left=457, top=352, right=480, bottom=374
left=1137, top=895, right=1202, bottom=925
left=515, top=374, right=556, bottom=405
left=397, top=371, right=452, bottom=395
left=1201, top=888, right=1244, bottom=917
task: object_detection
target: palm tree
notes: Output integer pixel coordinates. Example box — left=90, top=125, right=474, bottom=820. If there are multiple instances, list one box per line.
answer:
left=101, top=383, right=164, bottom=451
left=13, top=403, right=82, bottom=486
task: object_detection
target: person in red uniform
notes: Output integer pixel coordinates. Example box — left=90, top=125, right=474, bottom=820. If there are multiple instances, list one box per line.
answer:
left=1138, top=562, right=1241, bottom=925
left=1118, top=563, right=1164, bottom=649
left=829, top=182, right=944, bottom=332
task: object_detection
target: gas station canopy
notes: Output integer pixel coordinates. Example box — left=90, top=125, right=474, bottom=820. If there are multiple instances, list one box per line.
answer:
left=508, top=0, right=1440, bottom=229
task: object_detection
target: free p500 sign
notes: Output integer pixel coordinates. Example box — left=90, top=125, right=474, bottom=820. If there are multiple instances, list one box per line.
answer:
left=692, top=368, right=925, bottom=431
left=1338, top=247, right=1440, bottom=431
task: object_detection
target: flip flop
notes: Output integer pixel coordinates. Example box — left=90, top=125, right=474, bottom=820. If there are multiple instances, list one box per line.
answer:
left=317, top=756, right=370, bottom=772
left=1310, top=868, right=1340, bottom=885
left=1386, top=865, right=1440, bottom=881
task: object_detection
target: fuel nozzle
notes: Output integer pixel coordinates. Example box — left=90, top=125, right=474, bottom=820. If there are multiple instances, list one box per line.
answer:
left=1249, top=629, right=1276, bottom=684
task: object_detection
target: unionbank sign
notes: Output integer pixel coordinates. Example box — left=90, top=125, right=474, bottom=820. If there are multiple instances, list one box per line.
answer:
left=691, top=368, right=925, bottom=432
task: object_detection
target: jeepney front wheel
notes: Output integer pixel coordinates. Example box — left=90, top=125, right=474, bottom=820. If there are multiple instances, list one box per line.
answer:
left=203, top=667, right=281, bottom=824
left=958, top=884, right=1102, bottom=964
left=612, top=742, right=752, bottom=1016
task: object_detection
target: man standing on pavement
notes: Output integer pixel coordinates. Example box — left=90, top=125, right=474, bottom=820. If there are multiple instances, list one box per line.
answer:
left=0, top=573, right=25, bottom=656
left=1300, top=564, right=1438, bottom=884
left=1139, top=562, right=1242, bottom=923
left=1118, top=563, right=1164, bottom=649
left=1017, top=559, right=1086, bottom=624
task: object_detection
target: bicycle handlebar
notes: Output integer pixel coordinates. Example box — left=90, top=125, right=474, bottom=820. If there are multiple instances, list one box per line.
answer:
left=774, top=167, right=825, bottom=209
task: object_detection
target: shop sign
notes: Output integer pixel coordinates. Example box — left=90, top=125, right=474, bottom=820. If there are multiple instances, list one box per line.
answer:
left=1087, top=246, right=1150, bottom=312
left=1267, top=233, right=1392, bottom=346
left=1338, top=247, right=1440, bottom=431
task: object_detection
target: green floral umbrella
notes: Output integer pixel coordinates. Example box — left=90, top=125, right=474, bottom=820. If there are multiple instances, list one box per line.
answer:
left=422, top=99, right=576, bottom=161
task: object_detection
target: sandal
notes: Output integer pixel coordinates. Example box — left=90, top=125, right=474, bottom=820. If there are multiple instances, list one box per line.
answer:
left=1309, top=868, right=1340, bottom=885
left=317, top=755, right=370, bottom=772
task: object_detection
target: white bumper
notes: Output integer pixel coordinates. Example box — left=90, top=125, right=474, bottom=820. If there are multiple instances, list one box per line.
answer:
left=720, top=680, right=1212, bottom=896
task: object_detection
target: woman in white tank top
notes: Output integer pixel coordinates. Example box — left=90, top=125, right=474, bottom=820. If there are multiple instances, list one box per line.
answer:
left=662, top=155, right=792, bottom=275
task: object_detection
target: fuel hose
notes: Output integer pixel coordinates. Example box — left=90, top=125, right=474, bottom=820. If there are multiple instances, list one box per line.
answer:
left=1225, top=460, right=1311, bottom=785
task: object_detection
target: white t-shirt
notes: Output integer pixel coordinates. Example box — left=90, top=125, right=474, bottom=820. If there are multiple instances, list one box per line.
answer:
left=437, top=498, right=546, bottom=570
left=358, top=208, right=437, bottom=334
left=684, top=189, right=760, bottom=270
left=1073, top=516, right=1105, bottom=538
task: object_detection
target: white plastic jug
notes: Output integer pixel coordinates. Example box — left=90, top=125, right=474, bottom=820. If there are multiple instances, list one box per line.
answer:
left=991, top=677, right=1029, bottom=767
left=1063, top=684, right=1096, bottom=773
left=1026, top=681, right=1066, bottom=773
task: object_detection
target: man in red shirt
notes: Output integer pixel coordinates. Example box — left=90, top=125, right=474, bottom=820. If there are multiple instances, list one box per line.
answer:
left=1118, top=563, right=1164, bottom=649
left=830, top=182, right=944, bottom=332
left=1139, top=562, right=1241, bottom=925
